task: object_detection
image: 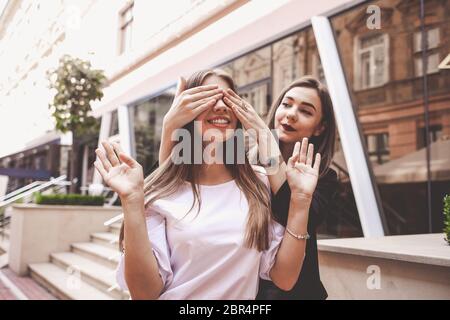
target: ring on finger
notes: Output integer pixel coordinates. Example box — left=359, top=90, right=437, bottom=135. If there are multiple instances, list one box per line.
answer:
left=240, top=100, right=248, bottom=111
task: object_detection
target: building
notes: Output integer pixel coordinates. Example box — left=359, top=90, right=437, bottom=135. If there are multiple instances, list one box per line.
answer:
left=0, top=131, right=71, bottom=193
left=1, top=0, right=449, bottom=238
left=0, top=0, right=109, bottom=194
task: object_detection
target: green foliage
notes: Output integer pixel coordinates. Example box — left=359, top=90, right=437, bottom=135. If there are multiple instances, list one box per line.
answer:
left=47, top=55, right=106, bottom=136
left=444, top=195, right=450, bottom=245
left=34, top=193, right=104, bottom=206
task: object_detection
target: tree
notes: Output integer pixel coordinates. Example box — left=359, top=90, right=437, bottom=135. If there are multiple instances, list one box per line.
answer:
left=48, top=55, right=106, bottom=193
left=444, top=195, right=450, bottom=245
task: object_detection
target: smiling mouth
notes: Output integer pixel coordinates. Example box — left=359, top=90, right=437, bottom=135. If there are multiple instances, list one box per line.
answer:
left=207, top=117, right=231, bottom=128
left=281, top=124, right=296, bottom=132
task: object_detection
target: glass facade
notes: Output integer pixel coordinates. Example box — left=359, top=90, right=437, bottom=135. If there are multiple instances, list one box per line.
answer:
left=109, top=110, right=119, bottom=137
left=118, top=0, right=449, bottom=238
left=330, top=0, right=450, bottom=235
left=218, top=27, right=362, bottom=238
left=129, top=89, right=174, bottom=176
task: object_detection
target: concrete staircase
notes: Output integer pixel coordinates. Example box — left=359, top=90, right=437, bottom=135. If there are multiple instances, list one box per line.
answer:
left=0, top=228, right=10, bottom=268
left=0, top=228, right=10, bottom=252
left=29, top=222, right=130, bottom=300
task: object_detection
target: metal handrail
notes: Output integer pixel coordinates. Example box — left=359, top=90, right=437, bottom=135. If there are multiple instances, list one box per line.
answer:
left=0, top=181, right=44, bottom=202
left=331, top=160, right=407, bottom=231
left=383, top=201, right=407, bottom=226
left=0, top=175, right=68, bottom=209
left=0, top=175, right=71, bottom=245
left=104, top=213, right=123, bottom=227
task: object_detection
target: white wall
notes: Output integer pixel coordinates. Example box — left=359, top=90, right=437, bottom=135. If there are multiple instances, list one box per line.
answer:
left=92, top=0, right=351, bottom=116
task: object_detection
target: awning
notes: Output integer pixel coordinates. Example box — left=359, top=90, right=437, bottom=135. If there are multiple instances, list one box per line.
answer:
left=330, top=138, right=450, bottom=184
left=0, top=168, right=52, bottom=179
left=373, top=138, right=450, bottom=184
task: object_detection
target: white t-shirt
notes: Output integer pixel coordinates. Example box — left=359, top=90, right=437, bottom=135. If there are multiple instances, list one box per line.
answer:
left=116, top=171, right=285, bottom=300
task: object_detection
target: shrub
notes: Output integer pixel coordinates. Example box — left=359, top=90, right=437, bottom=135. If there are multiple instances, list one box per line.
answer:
left=34, top=193, right=104, bottom=206
left=444, top=195, right=450, bottom=245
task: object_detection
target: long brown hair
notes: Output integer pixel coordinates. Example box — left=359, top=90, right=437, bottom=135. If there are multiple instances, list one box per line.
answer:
left=119, top=69, right=272, bottom=252
left=266, top=76, right=336, bottom=178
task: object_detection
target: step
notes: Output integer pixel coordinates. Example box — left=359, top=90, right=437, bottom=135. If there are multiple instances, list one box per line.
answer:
left=0, top=252, right=8, bottom=268
left=50, top=252, right=128, bottom=300
left=109, top=222, right=121, bottom=235
left=0, top=238, right=9, bottom=254
left=29, top=263, right=114, bottom=300
left=91, top=232, right=119, bottom=250
left=71, top=242, right=121, bottom=269
left=1, top=229, right=10, bottom=240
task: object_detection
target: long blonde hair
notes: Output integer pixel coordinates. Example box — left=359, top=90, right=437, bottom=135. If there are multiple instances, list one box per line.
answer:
left=120, top=69, right=272, bottom=252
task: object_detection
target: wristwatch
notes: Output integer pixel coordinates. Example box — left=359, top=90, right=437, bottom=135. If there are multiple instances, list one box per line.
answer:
left=261, top=154, right=283, bottom=168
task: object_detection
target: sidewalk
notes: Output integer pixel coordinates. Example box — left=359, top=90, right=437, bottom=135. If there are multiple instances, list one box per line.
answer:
left=0, top=267, right=57, bottom=300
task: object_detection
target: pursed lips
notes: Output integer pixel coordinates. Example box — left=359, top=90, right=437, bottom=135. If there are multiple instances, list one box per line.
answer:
left=281, top=123, right=296, bottom=132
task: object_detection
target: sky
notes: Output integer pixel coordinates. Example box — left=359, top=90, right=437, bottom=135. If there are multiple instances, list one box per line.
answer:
left=0, top=0, right=7, bottom=17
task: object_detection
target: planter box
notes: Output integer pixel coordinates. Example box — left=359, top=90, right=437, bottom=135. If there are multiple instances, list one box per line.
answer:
left=318, top=233, right=450, bottom=299
left=8, top=204, right=122, bottom=276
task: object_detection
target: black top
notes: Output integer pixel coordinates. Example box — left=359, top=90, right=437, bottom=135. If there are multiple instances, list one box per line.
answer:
left=256, top=168, right=338, bottom=300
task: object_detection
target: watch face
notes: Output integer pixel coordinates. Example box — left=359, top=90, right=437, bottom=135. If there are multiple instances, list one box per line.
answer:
left=262, top=155, right=281, bottom=168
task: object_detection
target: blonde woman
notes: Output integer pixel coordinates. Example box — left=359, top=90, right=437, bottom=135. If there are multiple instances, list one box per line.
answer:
left=94, top=69, right=321, bottom=299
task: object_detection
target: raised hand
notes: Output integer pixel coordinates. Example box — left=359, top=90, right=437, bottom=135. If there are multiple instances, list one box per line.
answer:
left=286, top=137, right=321, bottom=199
left=223, top=88, right=281, bottom=172
left=163, top=77, right=223, bottom=131
left=222, top=88, right=267, bottom=134
left=94, top=141, right=144, bottom=199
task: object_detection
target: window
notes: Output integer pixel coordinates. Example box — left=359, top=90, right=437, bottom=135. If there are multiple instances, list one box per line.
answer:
left=272, top=34, right=303, bottom=97
left=109, top=110, right=119, bottom=136
left=414, top=28, right=440, bottom=76
left=224, top=46, right=272, bottom=116
left=417, top=125, right=442, bottom=149
left=119, top=2, right=134, bottom=55
left=354, top=33, right=389, bottom=90
left=312, top=53, right=326, bottom=84
left=239, top=81, right=271, bottom=116
left=131, top=89, right=174, bottom=175
left=33, top=154, right=47, bottom=170
left=233, top=47, right=271, bottom=87
left=366, top=133, right=390, bottom=165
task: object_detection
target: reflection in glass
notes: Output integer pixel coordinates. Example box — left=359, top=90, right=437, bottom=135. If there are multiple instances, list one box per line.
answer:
left=331, top=0, right=450, bottom=235
left=130, top=89, right=174, bottom=175
left=233, top=46, right=271, bottom=87
left=109, top=110, right=119, bottom=137
left=218, top=28, right=363, bottom=238
left=272, top=34, right=302, bottom=97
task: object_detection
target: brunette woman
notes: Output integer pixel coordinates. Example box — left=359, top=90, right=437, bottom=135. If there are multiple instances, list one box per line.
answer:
left=221, top=76, right=338, bottom=300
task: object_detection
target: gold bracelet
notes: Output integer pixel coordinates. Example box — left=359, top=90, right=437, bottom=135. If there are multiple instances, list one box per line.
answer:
left=286, top=227, right=310, bottom=240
